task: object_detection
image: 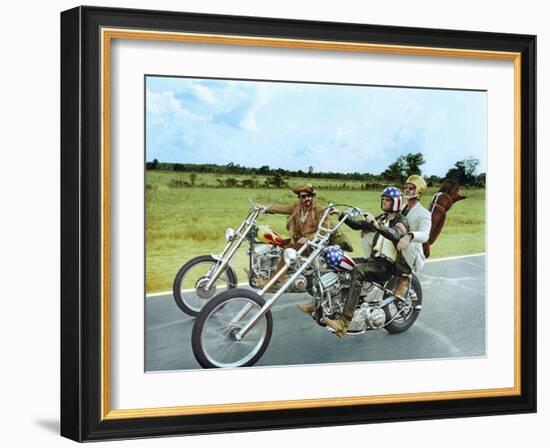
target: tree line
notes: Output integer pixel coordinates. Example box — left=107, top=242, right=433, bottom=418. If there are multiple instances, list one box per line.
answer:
left=146, top=152, right=486, bottom=188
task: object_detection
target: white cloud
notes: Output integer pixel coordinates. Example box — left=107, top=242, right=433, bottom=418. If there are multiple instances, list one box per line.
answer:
left=146, top=78, right=486, bottom=176
left=238, top=84, right=274, bottom=132
left=240, top=111, right=258, bottom=131
left=146, top=89, right=206, bottom=122
left=188, top=83, right=216, bottom=104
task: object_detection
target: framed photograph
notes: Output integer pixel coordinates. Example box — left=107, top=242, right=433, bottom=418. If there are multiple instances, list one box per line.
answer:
left=61, top=6, right=536, bottom=442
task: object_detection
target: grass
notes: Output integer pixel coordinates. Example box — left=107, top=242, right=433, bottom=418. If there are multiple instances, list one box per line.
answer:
left=146, top=171, right=485, bottom=293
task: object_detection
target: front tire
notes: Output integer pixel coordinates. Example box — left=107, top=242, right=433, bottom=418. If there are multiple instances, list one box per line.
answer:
left=173, top=255, right=237, bottom=316
left=192, top=289, right=273, bottom=368
left=383, top=274, right=423, bottom=334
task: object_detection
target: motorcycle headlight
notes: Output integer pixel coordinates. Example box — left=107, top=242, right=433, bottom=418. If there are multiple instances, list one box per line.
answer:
left=283, top=248, right=298, bottom=265
left=225, top=227, right=236, bottom=242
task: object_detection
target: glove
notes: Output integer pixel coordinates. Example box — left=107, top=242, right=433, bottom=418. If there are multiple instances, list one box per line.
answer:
left=364, top=213, right=380, bottom=229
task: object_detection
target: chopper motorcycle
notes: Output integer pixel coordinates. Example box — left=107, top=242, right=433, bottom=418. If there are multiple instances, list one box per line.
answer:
left=173, top=200, right=308, bottom=316
left=191, top=204, right=423, bottom=368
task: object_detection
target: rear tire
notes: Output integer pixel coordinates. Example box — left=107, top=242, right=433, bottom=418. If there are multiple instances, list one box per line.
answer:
left=383, top=274, right=423, bottom=334
left=173, top=255, right=237, bottom=316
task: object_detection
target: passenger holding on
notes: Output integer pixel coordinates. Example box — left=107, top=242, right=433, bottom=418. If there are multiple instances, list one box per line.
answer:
left=393, top=175, right=432, bottom=296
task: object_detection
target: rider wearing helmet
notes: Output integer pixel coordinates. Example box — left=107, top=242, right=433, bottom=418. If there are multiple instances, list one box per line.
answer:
left=394, top=175, right=432, bottom=296
left=324, top=186, right=409, bottom=337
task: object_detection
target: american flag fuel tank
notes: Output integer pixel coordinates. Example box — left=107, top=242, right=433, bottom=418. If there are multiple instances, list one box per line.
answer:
left=324, top=245, right=356, bottom=272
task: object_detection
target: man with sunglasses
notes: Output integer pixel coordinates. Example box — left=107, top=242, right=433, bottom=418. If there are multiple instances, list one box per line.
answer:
left=394, top=175, right=432, bottom=296
left=265, top=183, right=324, bottom=245
left=253, top=183, right=324, bottom=292
left=258, top=183, right=351, bottom=303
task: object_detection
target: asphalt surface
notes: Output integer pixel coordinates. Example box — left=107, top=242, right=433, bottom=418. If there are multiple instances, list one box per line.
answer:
left=145, top=254, right=486, bottom=371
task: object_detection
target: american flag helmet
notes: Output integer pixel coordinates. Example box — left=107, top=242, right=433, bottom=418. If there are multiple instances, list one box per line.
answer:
left=323, top=245, right=356, bottom=272
left=381, top=186, right=403, bottom=211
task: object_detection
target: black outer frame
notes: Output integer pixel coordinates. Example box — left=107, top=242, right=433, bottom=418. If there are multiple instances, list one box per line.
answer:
left=60, top=5, right=536, bottom=442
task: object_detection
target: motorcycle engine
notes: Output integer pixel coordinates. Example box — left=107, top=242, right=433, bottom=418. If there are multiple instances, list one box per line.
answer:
left=365, top=307, right=386, bottom=329
left=316, top=271, right=347, bottom=316
left=349, top=303, right=386, bottom=331
left=320, top=272, right=343, bottom=296
left=251, top=244, right=282, bottom=278
left=251, top=244, right=307, bottom=292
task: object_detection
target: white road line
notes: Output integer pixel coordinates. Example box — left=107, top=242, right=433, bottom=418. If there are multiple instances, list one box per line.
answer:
left=460, top=259, right=486, bottom=268
left=147, top=290, right=176, bottom=298
left=426, top=252, right=485, bottom=263
left=146, top=252, right=486, bottom=298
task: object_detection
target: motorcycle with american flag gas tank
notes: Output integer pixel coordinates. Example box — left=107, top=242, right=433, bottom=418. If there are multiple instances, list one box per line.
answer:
left=173, top=199, right=320, bottom=316
left=191, top=204, right=423, bottom=368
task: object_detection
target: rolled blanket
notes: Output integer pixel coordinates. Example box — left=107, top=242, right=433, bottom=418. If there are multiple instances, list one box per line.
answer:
left=422, top=179, right=465, bottom=258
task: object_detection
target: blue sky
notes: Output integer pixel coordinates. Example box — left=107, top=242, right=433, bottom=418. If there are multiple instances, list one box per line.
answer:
left=146, top=76, right=487, bottom=177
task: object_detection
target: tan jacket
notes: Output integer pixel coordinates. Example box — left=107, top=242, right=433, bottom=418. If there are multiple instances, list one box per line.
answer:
left=267, top=200, right=330, bottom=243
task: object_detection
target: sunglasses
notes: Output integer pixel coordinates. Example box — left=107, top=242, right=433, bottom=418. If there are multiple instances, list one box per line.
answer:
left=299, top=193, right=312, bottom=199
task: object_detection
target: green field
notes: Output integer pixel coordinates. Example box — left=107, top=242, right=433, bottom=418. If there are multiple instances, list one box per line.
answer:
left=146, top=171, right=485, bottom=293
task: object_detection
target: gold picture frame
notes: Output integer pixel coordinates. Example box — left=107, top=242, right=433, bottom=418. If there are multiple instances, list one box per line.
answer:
left=61, top=6, right=536, bottom=441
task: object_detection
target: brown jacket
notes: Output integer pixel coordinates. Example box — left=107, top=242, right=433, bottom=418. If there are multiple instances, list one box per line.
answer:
left=267, top=200, right=329, bottom=243
left=267, top=200, right=354, bottom=252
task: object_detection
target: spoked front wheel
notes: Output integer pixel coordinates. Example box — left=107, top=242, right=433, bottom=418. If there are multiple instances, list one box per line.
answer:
left=383, top=274, right=423, bottom=334
left=173, top=255, right=237, bottom=316
left=192, top=289, right=273, bottom=368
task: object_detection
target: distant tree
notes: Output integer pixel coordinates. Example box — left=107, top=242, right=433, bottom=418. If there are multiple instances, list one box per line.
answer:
left=145, top=158, right=160, bottom=170
left=266, top=173, right=287, bottom=188
left=308, top=166, right=314, bottom=175
left=381, top=155, right=407, bottom=184
left=475, top=172, right=486, bottom=188
left=426, top=175, right=442, bottom=187
left=173, top=163, right=185, bottom=172
left=381, top=152, right=426, bottom=184
left=258, top=165, right=270, bottom=174
left=445, top=158, right=480, bottom=186
left=404, top=153, right=425, bottom=176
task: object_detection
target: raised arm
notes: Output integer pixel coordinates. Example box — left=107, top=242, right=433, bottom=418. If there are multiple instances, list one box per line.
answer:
left=338, top=212, right=378, bottom=232
left=265, top=203, right=295, bottom=215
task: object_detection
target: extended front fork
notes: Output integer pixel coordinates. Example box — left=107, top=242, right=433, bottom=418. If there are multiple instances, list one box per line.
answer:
left=204, top=211, right=259, bottom=291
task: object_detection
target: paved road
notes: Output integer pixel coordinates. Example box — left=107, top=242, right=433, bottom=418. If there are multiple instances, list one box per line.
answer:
left=145, top=254, right=486, bottom=371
